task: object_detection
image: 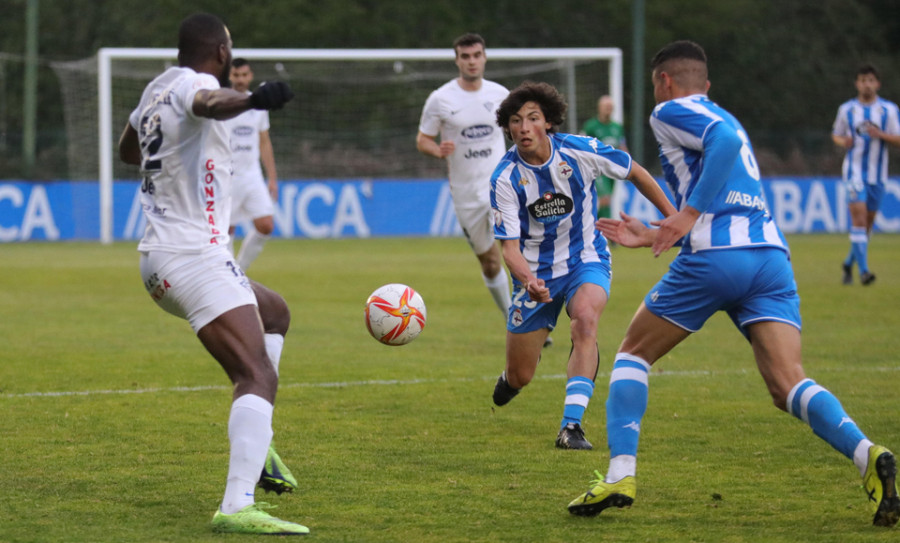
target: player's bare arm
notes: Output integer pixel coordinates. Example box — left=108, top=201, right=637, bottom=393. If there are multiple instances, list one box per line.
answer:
left=416, top=131, right=455, bottom=159
left=831, top=133, right=853, bottom=149
left=192, top=88, right=253, bottom=120
left=500, top=239, right=551, bottom=303
left=866, top=126, right=900, bottom=148
left=596, top=211, right=657, bottom=249
left=651, top=205, right=701, bottom=256
left=626, top=162, right=677, bottom=217
left=118, top=123, right=141, bottom=165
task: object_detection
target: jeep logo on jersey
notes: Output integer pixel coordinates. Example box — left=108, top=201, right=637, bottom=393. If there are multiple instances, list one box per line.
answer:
left=528, top=192, right=574, bottom=224
left=233, top=126, right=254, bottom=136
left=461, top=125, right=494, bottom=139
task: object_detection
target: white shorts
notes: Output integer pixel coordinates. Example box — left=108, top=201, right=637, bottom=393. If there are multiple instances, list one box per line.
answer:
left=139, top=246, right=257, bottom=333
left=231, top=172, right=275, bottom=223
left=455, top=204, right=496, bottom=256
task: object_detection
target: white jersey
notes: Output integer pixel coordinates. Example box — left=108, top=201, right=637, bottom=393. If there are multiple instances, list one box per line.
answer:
left=418, top=79, right=509, bottom=210
left=832, top=97, right=900, bottom=186
left=128, top=66, right=232, bottom=251
left=223, top=94, right=270, bottom=186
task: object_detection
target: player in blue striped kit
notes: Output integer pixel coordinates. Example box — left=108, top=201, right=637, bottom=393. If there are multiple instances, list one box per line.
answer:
left=568, top=40, right=900, bottom=527
left=489, top=81, right=675, bottom=449
left=831, top=64, right=900, bottom=286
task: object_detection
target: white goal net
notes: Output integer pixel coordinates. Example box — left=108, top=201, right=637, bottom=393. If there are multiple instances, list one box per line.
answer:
left=51, top=47, right=622, bottom=243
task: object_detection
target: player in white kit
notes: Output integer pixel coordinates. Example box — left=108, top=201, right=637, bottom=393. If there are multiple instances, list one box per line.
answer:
left=117, top=13, right=307, bottom=535
left=416, top=33, right=518, bottom=328
left=225, top=58, right=279, bottom=271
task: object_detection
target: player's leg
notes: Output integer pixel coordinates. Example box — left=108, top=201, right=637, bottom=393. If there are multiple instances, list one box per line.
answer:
left=555, top=268, right=609, bottom=450
left=459, top=206, right=512, bottom=315
left=859, top=183, right=883, bottom=285
left=476, top=243, right=512, bottom=313
left=250, top=281, right=298, bottom=495
left=568, top=303, right=688, bottom=516
left=199, top=307, right=309, bottom=535
left=237, top=215, right=274, bottom=271
left=748, top=320, right=899, bottom=526
left=493, top=328, right=547, bottom=406
left=235, top=180, right=276, bottom=271
left=844, top=197, right=868, bottom=284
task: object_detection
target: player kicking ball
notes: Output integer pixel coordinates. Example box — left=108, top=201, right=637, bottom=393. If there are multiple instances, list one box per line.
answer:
left=567, top=40, right=900, bottom=527
left=119, top=13, right=307, bottom=535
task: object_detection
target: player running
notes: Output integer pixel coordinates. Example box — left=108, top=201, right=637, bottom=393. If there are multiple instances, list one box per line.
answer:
left=490, top=81, right=674, bottom=450
left=567, top=40, right=900, bottom=527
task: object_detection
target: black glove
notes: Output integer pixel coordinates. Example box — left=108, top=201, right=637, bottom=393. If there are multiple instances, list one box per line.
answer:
left=249, top=81, right=294, bottom=110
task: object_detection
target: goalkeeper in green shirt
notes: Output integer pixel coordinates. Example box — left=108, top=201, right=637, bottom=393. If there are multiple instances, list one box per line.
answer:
left=581, top=95, right=628, bottom=219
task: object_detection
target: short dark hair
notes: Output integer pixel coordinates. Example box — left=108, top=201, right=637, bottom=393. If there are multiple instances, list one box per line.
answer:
left=232, top=58, right=250, bottom=69
left=177, top=13, right=228, bottom=67
left=496, top=81, right=567, bottom=136
left=650, top=40, right=708, bottom=91
left=650, top=40, right=707, bottom=71
left=857, top=63, right=880, bottom=81
left=452, top=33, right=485, bottom=54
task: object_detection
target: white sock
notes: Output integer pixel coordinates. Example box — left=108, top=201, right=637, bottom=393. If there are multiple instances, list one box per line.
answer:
left=853, top=439, right=875, bottom=478
left=237, top=229, right=271, bottom=271
left=606, top=454, right=637, bottom=483
left=220, top=394, right=273, bottom=514
left=483, top=269, right=512, bottom=314
left=265, top=333, right=284, bottom=376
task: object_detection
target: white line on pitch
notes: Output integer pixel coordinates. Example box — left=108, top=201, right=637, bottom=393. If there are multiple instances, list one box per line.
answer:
left=2, top=366, right=899, bottom=399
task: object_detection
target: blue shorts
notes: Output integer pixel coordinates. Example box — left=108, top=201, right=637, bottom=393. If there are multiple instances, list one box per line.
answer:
left=644, top=247, right=801, bottom=338
left=846, top=180, right=885, bottom=211
left=507, top=259, right=611, bottom=334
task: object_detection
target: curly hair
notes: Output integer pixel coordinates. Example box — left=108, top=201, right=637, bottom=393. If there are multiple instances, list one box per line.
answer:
left=495, top=81, right=567, bottom=136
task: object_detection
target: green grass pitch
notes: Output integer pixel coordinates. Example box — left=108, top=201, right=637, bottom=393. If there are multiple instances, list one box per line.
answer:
left=1, top=234, right=899, bottom=542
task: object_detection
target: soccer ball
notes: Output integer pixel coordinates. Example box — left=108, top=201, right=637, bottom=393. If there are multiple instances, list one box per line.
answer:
left=364, top=283, right=427, bottom=346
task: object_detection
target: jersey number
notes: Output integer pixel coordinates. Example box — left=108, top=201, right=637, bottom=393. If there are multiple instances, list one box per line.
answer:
left=512, top=286, right=538, bottom=309
left=736, top=129, right=760, bottom=181
left=139, top=113, right=163, bottom=172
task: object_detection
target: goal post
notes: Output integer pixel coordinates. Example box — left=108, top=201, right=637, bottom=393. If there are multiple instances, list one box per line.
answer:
left=94, top=47, right=623, bottom=244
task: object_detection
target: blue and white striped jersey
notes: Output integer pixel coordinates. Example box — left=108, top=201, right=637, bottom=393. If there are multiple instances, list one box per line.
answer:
left=650, top=94, right=787, bottom=255
left=491, top=132, right=631, bottom=280
left=832, top=97, right=900, bottom=186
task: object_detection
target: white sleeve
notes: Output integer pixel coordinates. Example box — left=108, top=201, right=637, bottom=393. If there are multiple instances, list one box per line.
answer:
left=832, top=105, right=850, bottom=136
left=418, top=92, right=443, bottom=137
left=492, top=172, right=520, bottom=240
left=181, top=73, right=220, bottom=121
left=886, top=103, right=900, bottom=136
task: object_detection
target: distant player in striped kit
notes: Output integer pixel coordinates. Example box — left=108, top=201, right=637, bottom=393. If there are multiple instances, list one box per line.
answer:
left=568, top=40, right=900, bottom=527
left=489, top=82, right=674, bottom=449
left=831, top=64, right=900, bottom=286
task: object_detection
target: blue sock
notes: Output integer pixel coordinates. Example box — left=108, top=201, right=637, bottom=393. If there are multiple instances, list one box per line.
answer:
left=844, top=245, right=855, bottom=268
left=561, top=376, right=595, bottom=429
left=850, top=227, right=869, bottom=273
left=606, top=353, right=650, bottom=457
left=787, top=378, right=867, bottom=460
